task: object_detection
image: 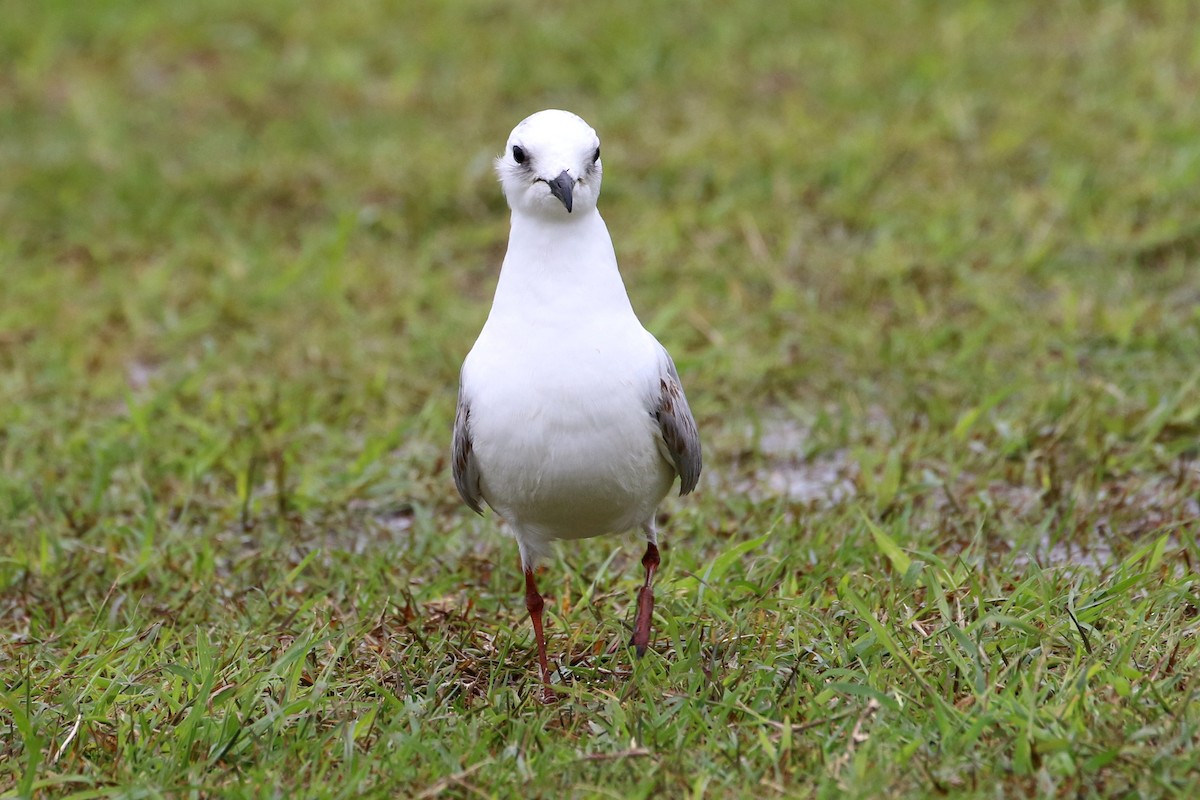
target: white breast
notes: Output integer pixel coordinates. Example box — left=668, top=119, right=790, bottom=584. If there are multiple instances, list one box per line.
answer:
left=463, top=313, right=674, bottom=545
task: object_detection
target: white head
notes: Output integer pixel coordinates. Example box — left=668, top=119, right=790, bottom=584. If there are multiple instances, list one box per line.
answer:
left=496, top=109, right=603, bottom=219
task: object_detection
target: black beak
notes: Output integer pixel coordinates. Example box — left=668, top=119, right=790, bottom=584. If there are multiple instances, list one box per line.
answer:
left=546, top=170, right=574, bottom=213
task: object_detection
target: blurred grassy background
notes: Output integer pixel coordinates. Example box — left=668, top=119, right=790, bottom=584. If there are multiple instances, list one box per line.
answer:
left=2, top=0, right=1199, bottom=797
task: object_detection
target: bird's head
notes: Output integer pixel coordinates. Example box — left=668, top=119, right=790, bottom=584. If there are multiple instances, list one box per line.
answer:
left=496, top=109, right=603, bottom=219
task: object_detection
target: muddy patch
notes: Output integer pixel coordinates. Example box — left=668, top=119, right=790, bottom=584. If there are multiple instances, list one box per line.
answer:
left=720, top=411, right=1197, bottom=571
left=706, top=414, right=859, bottom=507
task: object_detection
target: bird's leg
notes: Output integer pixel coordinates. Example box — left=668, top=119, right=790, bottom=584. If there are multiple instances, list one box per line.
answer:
left=630, top=541, right=660, bottom=657
left=524, top=566, right=555, bottom=702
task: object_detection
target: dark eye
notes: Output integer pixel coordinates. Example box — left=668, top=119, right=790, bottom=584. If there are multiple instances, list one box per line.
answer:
left=512, top=145, right=527, bottom=164
left=593, top=146, right=600, bottom=163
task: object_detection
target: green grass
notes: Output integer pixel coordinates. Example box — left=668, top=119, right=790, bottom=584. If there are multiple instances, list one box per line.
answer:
left=3, top=0, right=1200, bottom=796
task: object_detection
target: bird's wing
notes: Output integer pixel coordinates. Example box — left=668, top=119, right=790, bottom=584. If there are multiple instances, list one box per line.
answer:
left=451, top=379, right=484, bottom=514
left=653, top=347, right=702, bottom=496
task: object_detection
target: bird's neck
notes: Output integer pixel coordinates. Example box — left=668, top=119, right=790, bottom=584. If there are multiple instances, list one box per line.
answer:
left=488, top=209, right=636, bottom=320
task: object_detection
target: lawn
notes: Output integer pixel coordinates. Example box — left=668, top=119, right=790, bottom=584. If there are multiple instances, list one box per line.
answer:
left=2, top=0, right=1199, bottom=797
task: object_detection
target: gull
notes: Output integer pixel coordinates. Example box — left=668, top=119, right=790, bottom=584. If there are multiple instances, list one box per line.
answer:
left=451, top=109, right=701, bottom=699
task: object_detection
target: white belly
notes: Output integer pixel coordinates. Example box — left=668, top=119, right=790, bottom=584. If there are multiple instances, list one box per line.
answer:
left=463, top=320, right=673, bottom=544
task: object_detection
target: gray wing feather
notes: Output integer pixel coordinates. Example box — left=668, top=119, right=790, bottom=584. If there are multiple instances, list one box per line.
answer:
left=451, top=381, right=484, bottom=514
left=654, top=349, right=702, bottom=495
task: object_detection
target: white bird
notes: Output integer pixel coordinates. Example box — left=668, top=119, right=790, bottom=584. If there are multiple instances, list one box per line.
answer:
left=451, top=109, right=701, bottom=700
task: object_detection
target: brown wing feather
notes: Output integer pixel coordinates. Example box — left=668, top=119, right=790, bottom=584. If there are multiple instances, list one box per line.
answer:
left=451, top=383, right=484, bottom=514
left=655, top=351, right=701, bottom=495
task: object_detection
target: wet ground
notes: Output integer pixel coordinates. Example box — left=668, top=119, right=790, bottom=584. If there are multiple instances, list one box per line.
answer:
left=709, top=411, right=1198, bottom=571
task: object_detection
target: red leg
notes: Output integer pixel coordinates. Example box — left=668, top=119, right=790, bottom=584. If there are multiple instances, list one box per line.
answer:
left=524, top=567, right=555, bottom=702
left=630, top=542, right=660, bottom=657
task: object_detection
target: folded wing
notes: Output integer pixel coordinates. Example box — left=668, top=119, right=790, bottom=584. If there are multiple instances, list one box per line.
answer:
left=653, top=348, right=702, bottom=496
left=451, top=381, right=484, bottom=514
